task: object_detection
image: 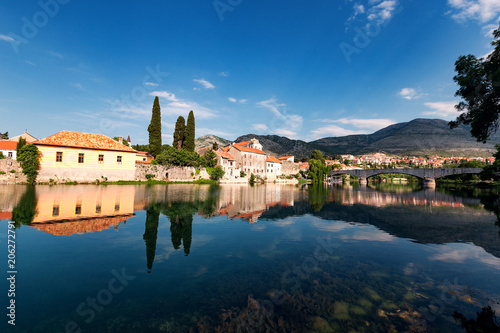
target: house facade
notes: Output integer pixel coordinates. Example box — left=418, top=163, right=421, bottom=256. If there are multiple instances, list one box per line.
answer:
left=0, top=141, right=17, bottom=159
left=34, top=131, right=137, bottom=182
left=266, top=156, right=282, bottom=179
left=215, top=150, right=239, bottom=179
left=226, top=140, right=267, bottom=177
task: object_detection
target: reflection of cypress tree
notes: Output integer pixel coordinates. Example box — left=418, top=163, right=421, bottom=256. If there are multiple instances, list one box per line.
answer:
left=181, top=215, right=192, bottom=255
left=12, top=186, right=37, bottom=227
left=143, top=205, right=160, bottom=273
left=169, top=214, right=193, bottom=256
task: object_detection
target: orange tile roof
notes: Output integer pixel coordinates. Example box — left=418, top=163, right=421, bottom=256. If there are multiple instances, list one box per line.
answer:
left=266, top=156, right=282, bottom=163
left=234, top=141, right=251, bottom=146
left=35, top=131, right=136, bottom=153
left=279, top=156, right=293, bottom=160
left=136, top=151, right=151, bottom=155
left=0, top=141, right=17, bottom=150
left=216, top=150, right=235, bottom=160
left=0, top=212, right=12, bottom=220
left=221, top=146, right=231, bottom=152
left=232, top=145, right=266, bottom=155
left=30, top=215, right=133, bottom=236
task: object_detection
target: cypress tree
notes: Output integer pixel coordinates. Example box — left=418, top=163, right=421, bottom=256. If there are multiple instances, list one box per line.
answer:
left=173, top=116, right=185, bottom=150
left=147, top=96, right=162, bottom=158
left=183, top=110, right=195, bottom=151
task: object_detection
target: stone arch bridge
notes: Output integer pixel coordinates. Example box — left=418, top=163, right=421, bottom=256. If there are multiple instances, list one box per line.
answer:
left=328, top=168, right=483, bottom=187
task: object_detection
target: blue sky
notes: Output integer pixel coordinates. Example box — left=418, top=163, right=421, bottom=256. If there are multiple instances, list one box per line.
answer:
left=1, top=0, right=499, bottom=144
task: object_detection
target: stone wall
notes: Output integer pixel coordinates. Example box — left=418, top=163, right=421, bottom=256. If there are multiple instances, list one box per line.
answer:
left=37, top=167, right=134, bottom=183
left=281, top=161, right=300, bottom=176
left=135, top=163, right=203, bottom=181
left=0, top=159, right=27, bottom=184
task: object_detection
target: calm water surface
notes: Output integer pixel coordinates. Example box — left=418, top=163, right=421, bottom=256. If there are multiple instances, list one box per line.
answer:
left=1, top=183, right=500, bottom=332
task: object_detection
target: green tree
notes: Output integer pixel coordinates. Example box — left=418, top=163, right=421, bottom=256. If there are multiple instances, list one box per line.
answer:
left=209, top=165, right=225, bottom=180
left=156, top=145, right=201, bottom=167
left=449, top=24, right=500, bottom=142
left=0, top=152, right=4, bottom=159
left=17, top=144, right=40, bottom=184
left=0, top=131, right=8, bottom=140
left=212, top=141, right=219, bottom=151
left=147, top=96, right=162, bottom=158
left=16, top=137, right=27, bottom=157
left=311, top=150, right=325, bottom=163
left=183, top=110, right=195, bottom=152
left=173, top=116, right=185, bottom=150
left=112, top=136, right=129, bottom=146
left=203, top=149, right=217, bottom=168
left=308, top=158, right=327, bottom=183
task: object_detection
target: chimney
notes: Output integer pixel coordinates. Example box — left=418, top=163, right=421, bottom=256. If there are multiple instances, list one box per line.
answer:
left=118, top=136, right=123, bottom=144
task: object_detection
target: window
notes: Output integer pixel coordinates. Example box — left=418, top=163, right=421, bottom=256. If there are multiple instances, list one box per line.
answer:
left=98, top=154, right=104, bottom=164
left=52, top=205, right=59, bottom=217
left=8, top=152, right=12, bottom=158
left=117, top=156, right=122, bottom=164
left=95, top=203, right=102, bottom=214
left=78, top=153, right=84, bottom=164
left=56, top=152, right=63, bottom=162
left=75, top=204, right=82, bottom=215
left=114, top=204, right=120, bottom=212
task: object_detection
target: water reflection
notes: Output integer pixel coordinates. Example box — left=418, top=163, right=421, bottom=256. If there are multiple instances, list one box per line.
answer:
left=4, top=183, right=500, bottom=332
left=453, top=306, right=500, bottom=332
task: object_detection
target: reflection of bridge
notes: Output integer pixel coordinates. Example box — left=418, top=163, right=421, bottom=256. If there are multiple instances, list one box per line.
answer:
left=329, top=168, right=483, bottom=187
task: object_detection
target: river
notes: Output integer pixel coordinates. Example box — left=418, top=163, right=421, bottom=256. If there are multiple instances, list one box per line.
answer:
left=1, top=183, right=500, bottom=332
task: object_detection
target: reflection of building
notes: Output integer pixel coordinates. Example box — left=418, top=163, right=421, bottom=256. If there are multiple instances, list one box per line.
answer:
left=30, top=186, right=135, bottom=235
left=213, top=185, right=296, bottom=223
left=35, top=131, right=137, bottom=182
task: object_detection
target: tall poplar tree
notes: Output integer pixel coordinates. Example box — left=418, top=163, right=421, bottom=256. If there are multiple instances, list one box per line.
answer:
left=173, top=116, right=186, bottom=150
left=183, top=110, right=195, bottom=151
left=147, top=96, right=162, bottom=158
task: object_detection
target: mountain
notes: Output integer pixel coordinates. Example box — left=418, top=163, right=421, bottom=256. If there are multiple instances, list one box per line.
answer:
left=195, top=135, right=231, bottom=151
left=311, top=118, right=500, bottom=157
left=205, top=119, right=500, bottom=158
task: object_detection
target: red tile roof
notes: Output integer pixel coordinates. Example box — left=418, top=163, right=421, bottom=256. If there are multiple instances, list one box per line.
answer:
left=136, top=151, right=151, bottom=156
left=0, top=141, right=17, bottom=150
left=234, top=141, right=251, bottom=146
left=35, top=131, right=136, bottom=153
left=0, top=212, right=12, bottom=220
left=279, top=156, right=293, bottom=160
left=216, top=150, right=235, bottom=160
left=221, top=146, right=231, bottom=152
left=232, top=145, right=266, bottom=155
left=266, top=156, right=282, bottom=163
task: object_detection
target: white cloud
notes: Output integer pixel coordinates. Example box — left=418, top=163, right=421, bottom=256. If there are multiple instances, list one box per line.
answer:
left=340, top=230, right=396, bottom=242
left=322, top=117, right=396, bottom=130
left=257, top=98, right=303, bottom=138
left=145, top=82, right=158, bottom=87
left=150, top=90, right=178, bottom=101
left=228, top=97, right=237, bottom=103
left=422, top=101, right=458, bottom=119
left=311, top=124, right=365, bottom=138
left=429, top=243, right=500, bottom=269
left=228, top=97, right=247, bottom=104
left=0, top=34, right=14, bottom=42
left=218, top=72, right=229, bottom=77
left=447, top=0, right=500, bottom=23
left=149, top=91, right=217, bottom=119
left=399, top=88, right=424, bottom=100
left=239, top=99, right=247, bottom=104
left=252, top=124, right=269, bottom=131
left=193, top=78, right=215, bottom=89
left=367, top=0, right=399, bottom=24
left=70, top=83, right=88, bottom=92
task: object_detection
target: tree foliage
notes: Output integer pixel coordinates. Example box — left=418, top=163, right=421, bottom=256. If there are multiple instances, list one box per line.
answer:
left=0, top=131, right=8, bottom=140
left=212, top=141, right=219, bottom=151
left=209, top=165, right=225, bottom=180
left=17, top=144, right=41, bottom=184
left=16, top=137, right=27, bottom=156
left=203, top=149, right=217, bottom=168
left=449, top=24, right=500, bottom=142
left=155, top=145, right=201, bottom=167
left=183, top=110, right=195, bottom=152
left=147, top=96, right=162, bottom=158
left=12, top=186, right=37, bottom=227
left=173, top=116, right=186, bottom=150
left=112, top=136, right=129, bottom=146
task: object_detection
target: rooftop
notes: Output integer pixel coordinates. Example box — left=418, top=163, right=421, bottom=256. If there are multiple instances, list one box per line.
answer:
left=0, top=141, right=18, bottom=150
left=35, top=131, right=137, bottom=153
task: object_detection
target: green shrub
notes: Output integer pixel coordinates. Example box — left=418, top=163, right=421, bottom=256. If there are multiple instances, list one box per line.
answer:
left=0, top=152, right=4, bottom=159
left=0, top=171, right=6, bottom=175
left=249, top=173, right=256, bottom=185
left=10, top=169, right=16, bottom=173
left=240, top=170, right=246, bottom=177
left=210, top=166, right=225, bottom=180
left=145, top=174, right=155, bottom=180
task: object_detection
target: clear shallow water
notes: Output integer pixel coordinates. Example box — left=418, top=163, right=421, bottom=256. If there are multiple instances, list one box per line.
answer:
left=1, top=183, right=500, bottom=332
